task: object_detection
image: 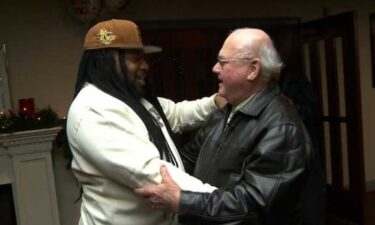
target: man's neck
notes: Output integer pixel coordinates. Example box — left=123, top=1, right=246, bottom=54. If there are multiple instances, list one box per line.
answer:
left=231, top=84, right=265, bottom=106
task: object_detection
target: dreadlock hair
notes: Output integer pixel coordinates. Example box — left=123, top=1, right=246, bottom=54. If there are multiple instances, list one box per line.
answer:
left=74, top=48, right=178, bottom=166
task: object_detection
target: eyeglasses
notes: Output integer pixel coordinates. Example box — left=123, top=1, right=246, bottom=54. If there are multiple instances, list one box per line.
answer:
left=217, top=57, right=252, bottom=68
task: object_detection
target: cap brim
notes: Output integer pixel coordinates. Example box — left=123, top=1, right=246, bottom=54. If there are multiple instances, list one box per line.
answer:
left=144, top=45, right=162, bottom=54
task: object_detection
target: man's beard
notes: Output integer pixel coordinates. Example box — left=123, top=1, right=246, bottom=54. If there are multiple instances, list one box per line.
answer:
left=136, top=85, right=146, bottom=97
left=124, top=71, right=147, bottom=98
left=130, top=80, right=155, bottom=99
left=137, top=81, right=153, bottom=98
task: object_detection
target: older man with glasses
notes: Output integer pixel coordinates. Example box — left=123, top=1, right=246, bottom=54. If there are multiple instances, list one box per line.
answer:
left=136, top=28, right=326, bottom=225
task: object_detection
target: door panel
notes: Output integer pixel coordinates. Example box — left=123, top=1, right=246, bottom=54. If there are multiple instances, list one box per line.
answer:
left=298, top=11, right=365, bottom=225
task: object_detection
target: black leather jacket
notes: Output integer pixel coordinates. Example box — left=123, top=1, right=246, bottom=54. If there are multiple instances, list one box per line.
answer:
left=179, top=83, right=325, bottom=225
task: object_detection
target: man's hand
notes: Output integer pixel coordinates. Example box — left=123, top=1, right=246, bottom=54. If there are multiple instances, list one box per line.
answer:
left=135, top=165, right=181, bottom=213
left=214, top=94, right=227, bottom=110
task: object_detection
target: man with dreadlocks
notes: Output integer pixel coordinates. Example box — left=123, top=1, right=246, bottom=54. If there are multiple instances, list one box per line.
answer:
left=66, top=19, right=223, bottom=225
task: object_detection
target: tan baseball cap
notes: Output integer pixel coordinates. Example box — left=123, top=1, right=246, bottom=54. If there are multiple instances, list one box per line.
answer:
left=83, top=19, right=161, bottom=54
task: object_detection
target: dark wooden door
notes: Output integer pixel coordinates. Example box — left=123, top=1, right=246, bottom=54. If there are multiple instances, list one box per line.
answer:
left=297, top=11, right=365, bottom=225
left=142, top=29, right=226, bottom=101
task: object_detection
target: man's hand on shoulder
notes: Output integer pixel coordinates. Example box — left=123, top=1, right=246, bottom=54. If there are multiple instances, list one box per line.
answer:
left=214, top=94, right=227, bottom=110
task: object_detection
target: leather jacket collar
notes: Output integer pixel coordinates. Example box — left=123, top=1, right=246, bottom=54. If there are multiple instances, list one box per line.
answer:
left=236, top=82, right=281, bottom=117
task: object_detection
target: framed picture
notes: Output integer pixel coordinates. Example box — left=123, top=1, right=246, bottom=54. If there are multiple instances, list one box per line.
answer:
left=370, top=13, right=375, bottom=87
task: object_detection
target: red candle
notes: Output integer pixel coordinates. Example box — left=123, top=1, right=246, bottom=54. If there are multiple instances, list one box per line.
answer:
left=18, top=98, right=35, bottom=115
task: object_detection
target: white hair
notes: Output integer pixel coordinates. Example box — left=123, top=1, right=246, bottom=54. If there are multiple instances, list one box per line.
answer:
left=258, top=45, right=283, bottom=82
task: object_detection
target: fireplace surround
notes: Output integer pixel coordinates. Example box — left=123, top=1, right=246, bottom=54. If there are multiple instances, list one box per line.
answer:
left=0, top=127, right=61, bottom=225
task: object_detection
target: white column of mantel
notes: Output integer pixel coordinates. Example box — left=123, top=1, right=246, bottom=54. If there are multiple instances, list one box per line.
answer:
left=0, top=127, right=62, bottom=225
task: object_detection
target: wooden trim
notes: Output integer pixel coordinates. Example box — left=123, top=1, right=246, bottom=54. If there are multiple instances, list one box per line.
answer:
left=365, top=191, right=375, bottom=225
left=136, top=17, right=301, bottom=30
left=369, top=13, right=375, bottom=88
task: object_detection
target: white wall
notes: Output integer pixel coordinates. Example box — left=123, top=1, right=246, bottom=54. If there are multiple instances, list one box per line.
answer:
left=0, top=0, right=86, bottom=117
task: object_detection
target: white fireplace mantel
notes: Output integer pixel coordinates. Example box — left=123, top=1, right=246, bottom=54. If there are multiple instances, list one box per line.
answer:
left=0, top=127, right=62, bottom=225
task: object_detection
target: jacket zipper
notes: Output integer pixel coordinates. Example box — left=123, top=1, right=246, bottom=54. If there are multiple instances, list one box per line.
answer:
left=196, top=115, right=239, bottom=180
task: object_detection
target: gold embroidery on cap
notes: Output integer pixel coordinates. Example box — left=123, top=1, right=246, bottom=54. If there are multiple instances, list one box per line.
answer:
left=97, top=28, right=116, bottom=45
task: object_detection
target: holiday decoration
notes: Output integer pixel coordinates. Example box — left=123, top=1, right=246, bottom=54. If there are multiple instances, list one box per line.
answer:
left=0, top=107, right=61, bottom=134
left=67, top=0, right=131, bottom=23
left=67, top=0, right=102, bottom=23
left=105, top=0, right=130, bottom=12
left=18, top=98, right=35, bottom=116
left=0, top=105, right=72, bottom=169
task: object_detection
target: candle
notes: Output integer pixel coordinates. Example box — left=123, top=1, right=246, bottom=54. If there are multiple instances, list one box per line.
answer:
left=18, top=98, right=35, bottom=115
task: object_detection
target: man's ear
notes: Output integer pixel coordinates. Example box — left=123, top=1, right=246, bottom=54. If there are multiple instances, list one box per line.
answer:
left=247, top=59, right=260, bottom=81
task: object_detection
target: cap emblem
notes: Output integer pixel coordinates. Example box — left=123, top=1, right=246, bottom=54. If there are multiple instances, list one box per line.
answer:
left=97, top=28, right=116, bottom=45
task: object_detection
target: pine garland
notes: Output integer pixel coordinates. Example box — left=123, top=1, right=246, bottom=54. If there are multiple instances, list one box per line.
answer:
left=0, top=107, right=61, bottom=133
left=0, top=107, right=73, bottom=169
